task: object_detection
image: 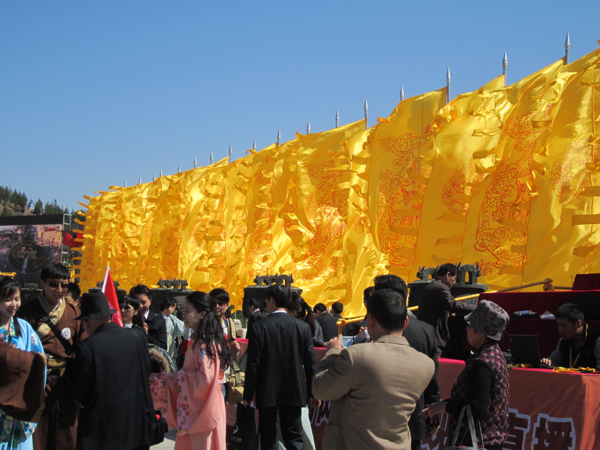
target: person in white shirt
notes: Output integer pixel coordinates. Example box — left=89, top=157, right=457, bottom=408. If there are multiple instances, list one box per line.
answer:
left=160, top=298, right=185, bottom=359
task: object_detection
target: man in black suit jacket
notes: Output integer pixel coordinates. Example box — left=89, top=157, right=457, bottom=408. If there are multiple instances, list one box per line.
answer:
left=243, top=284, right=319, bottom=450
left=130, top=284, right=168, bottom=350
left=417, top=263, right=475, bottom=354
left=374, top=275, right=440, bottom=450
left=70, top=292, right=150, bottom=450
left=314, top=303, right=339, bottom=342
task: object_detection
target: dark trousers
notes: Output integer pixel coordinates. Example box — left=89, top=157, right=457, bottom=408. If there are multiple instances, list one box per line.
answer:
left=259, top=405, right=303, bottom=450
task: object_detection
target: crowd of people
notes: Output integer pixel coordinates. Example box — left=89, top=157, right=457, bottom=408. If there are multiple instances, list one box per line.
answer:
left=0, top=262, right=599, bottom=450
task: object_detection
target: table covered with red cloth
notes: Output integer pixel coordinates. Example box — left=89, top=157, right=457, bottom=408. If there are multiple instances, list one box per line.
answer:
left=478, top=289, right=600, bottom=316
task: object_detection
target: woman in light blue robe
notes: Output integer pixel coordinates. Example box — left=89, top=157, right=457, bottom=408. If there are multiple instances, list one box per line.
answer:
left=0, top=277, right=45, bottom=450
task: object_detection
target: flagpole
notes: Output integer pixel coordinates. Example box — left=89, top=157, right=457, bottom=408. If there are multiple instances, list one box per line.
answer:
left=102, top=266, right=110, bottom=294
left=446, top=67, right=451, bottom=104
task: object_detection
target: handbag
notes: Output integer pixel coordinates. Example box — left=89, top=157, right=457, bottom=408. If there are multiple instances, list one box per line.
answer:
left=446, top=405, right=486, bottom=450
left=133, top=330, right=169, bottom=446
left=226, top=352, right=245, bottom=404
left=229, top=402, right=256, bottom=450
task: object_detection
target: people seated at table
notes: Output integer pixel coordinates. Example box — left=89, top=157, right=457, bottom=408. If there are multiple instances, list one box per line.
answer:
left=421, top=300, right=510, bottom=450
left=541, top=303, right=600, bottom=370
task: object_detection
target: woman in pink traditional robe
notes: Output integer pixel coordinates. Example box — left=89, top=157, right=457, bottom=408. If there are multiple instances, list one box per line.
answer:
left=150, top=291, right=231, bottom=450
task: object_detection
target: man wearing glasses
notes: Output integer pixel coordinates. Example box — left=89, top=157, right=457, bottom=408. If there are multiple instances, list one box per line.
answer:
left=18, top=263, right=86, bottom=450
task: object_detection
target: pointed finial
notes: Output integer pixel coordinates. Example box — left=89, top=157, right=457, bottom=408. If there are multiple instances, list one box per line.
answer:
left=210, top=152, right=213, bottom=164
left=277, top=129, right=281, bottom=146
left=335, top=110, right=339, bottom=128
left=502, top=52, right=508, bottom=73
left=138, top=177, right=141, bottom=185
left=400, top=85, right=404, bottom=101
left=564, top=32, right=570, bottom=64
left=307, top=121, right=311, bottom=134
left=194, top=157, right=197, bottom=168
left=178, top=165, right=181, bottom=173
left=364, top=100, right=368, bottom=128
left=124, top=180, right=127, bottom=187
left=229, top=145, right=232, bottom=163
left=253, top=140, right=256, bottom=150
left=446, top=67, right=451, bottom=104
left=153, top=173, right=156, bottom=181
left=160, top=169, right=163, bottom=177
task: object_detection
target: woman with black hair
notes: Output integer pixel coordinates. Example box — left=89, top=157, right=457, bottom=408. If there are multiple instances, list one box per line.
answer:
left=150, top=291, right=230, bottom=450
left=290, top=292, right=324, bottom=348
left=118, top=295, right=144, bottom=329
left=0, top=277, right=45, bottom=450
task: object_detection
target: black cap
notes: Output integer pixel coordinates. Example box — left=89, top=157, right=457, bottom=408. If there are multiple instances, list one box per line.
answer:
left=75, top=291, right=117, bottom=320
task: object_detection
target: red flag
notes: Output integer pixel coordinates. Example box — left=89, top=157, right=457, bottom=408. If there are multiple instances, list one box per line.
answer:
left=102, top=267, right=123, bottom=327
left=62, top=231, right=83, bottom=248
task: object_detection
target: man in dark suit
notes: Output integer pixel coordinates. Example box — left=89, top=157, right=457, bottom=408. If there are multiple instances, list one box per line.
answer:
left=417, top=263, right=475, bottom=354
left=242, top=284, right=319, bottom=450
left=314, top=303, right=339, bottom=342
left=70, top=292, right=150, bottom=450
left=374, top=274, right=440, bottom=450
left=130, top=284, right=167, bottom=350
left=247, top=297, right=263, bottom=329
left=331, top=302, right=343, bottom=321
left=342, top=287, right=374, bottom=336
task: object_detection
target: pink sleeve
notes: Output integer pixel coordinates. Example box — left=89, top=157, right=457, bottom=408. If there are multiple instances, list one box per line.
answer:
left=158, top=346, right=225, bottom=435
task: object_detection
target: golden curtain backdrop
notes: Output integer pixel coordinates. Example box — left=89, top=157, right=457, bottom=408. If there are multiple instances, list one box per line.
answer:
left=79, top=45, right=600, bottom=310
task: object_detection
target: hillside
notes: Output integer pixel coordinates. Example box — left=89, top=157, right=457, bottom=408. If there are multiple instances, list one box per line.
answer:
left=0, top=186, right=70, bottom=217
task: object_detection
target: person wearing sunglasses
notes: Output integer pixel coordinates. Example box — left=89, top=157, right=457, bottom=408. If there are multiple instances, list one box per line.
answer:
left=17, top=263, right=86, bottom=450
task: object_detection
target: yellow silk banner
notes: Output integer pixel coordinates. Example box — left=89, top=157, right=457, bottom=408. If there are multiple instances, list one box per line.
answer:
left=461, top=59, right=565, bottom=289
left=79, top=46, right=600, bottom=311
left=523, top=48, right=600, bottom=284
left=366, top=88, right=447, bottom=280
left=414, top=76, right=507, bottom=277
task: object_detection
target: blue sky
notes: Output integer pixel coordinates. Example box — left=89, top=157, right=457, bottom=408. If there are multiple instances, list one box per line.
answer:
left=1, top=1, right=598, bottom=211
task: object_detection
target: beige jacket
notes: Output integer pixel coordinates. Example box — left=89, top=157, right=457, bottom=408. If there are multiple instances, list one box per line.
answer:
left=312, top=335, right=435, bottom=450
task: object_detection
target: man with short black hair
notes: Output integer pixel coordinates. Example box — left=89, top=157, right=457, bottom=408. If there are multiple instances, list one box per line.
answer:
left=18, top=263, right=87, bottom=450
left=70, top=292, right=151, bottom=450
left=542, top=303, right=600, bottom=369
left=313, top=289, right=435, bottom=450
left=130, top=284, right=167, bottom=350
left=314, top=303, right=338, bottom=342
left=243, top=284, right=319, bottom=450
left=342, top=287, right=373, bottom=336
left=331, top=302, right=343, bottom=320
left=247, top=297, right=263, bottom=328
left=417, top=263, right=475, bottom=354
left=374, top=274, right=440, bottom=450
left=160, top=298, right=185, bottom=359
left=64, top=283, right=81, bottom=307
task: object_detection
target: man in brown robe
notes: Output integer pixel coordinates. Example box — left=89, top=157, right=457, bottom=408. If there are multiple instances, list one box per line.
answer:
left=17, top=263, right=86, bottom=450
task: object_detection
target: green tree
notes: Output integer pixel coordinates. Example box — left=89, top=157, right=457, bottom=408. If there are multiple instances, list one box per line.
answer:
left=34, top=199, right=43, bottom=214
left=0, top=205, right=11, bottom=217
